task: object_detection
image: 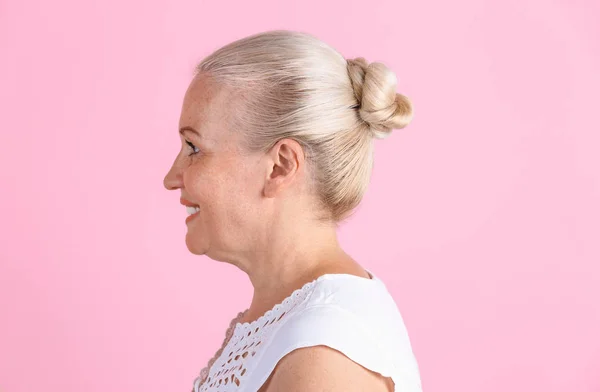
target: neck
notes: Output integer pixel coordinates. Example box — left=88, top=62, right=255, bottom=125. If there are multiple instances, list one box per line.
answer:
left=235, top=220, right=364, bottom=325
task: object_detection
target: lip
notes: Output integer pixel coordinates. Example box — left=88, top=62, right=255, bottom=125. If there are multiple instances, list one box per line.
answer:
left=182, top=197, right=200, bottom=224
left=185, top=209, right=200, bottom=224
left=180, top=197, right=199, bottom=207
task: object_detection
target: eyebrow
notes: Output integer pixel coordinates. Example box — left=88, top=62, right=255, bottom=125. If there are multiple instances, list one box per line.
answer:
left=179, top=126, right=202, bottom=137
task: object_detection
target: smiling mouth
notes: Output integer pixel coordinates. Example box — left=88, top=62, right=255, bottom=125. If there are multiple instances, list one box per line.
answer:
left=185, top=205, right=200, bottom=224
left=186, top=206, right=200, bottom=216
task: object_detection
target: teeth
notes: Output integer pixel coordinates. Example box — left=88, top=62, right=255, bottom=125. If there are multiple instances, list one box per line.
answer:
left=186, top=206, right=200, bottom=215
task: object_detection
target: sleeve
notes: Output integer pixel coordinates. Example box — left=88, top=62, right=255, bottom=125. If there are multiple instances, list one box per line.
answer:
left=243, top=304, right=422, bottom=392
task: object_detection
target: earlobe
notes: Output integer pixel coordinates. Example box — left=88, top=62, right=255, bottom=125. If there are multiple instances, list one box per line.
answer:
left=263, top=163, right=280, bottom=198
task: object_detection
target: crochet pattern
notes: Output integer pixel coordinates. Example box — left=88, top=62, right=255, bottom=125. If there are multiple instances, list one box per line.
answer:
left=192, top=278, right=319, bottom=392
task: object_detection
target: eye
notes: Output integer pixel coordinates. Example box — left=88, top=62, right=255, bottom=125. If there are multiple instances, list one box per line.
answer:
left=185, top=140, right=200, bottom=156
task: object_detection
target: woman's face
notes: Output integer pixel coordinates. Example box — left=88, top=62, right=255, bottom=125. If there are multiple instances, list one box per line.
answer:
left=163, top=75, right=266, bottom=260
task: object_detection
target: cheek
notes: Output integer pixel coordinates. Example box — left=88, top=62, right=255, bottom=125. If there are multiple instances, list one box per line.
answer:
left=215, top=160, right=264, bottom=217
left=181, top=162, right=212, bottom=203
left=181, top=158, right=259, bottom=209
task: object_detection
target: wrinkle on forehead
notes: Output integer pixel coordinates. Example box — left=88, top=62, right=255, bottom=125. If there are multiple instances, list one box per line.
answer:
left=179, top=74, right=246, bottom=152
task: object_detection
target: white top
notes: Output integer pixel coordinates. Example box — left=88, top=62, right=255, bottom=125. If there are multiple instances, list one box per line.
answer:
left=192, top=269, right=422, bottom=392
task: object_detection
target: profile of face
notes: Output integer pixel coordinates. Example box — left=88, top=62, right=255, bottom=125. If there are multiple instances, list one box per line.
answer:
left=163, top=75, right=273, bottom=261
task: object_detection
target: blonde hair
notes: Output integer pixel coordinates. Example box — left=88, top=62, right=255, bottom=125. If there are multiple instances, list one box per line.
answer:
left=195, top=30, right=413, bottom=224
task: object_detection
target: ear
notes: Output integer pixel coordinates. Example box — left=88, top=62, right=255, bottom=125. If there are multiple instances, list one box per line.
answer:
left=263, top=138, right=305, bottom=198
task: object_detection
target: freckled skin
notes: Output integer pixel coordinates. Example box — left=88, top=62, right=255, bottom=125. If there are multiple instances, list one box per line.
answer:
left=163, top=75, right=267, bottom=262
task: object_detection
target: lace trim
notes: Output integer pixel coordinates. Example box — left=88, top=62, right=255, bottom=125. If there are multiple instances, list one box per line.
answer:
left=232, top=277, right=320, bottom=334
left=191, top=271, right=377, bottom=391
left=192, top=277, right=320, bottom=391
left=191, top=310, right=247, bottom=392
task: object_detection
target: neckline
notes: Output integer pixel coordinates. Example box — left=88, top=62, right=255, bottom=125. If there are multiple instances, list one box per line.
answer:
left=233, top=269, right=380, bottom=332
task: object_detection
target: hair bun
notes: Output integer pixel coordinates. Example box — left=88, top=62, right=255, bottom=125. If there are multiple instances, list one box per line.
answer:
left=347, top=57, right=414, bottom=138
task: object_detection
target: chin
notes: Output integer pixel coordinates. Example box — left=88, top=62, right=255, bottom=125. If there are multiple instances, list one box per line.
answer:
left=185, top=233, right=207, bottom=255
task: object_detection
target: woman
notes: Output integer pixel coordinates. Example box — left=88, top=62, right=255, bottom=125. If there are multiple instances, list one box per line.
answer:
left=163, top=30, right=422, bottom=392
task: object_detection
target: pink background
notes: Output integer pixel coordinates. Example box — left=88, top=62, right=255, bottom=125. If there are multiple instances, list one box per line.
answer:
left=1, top=0, right=599, bottom=391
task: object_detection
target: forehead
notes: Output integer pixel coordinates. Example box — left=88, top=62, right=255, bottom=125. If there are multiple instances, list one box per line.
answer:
left=179, top=75, right=233, bottom=136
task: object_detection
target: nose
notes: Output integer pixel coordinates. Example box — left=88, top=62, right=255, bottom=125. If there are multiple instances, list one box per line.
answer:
left=163, top=157, right=183, bottom=191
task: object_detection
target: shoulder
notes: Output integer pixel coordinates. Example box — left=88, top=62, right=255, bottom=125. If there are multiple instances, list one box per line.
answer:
left=250, top=276, right=422, bottom=392
left=300, top=275, right=417, bottom=358
left=258, top=344, right=395, bottom=392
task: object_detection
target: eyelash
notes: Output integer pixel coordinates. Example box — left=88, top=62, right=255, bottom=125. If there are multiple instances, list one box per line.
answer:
left=185, top=140, right=200, bottom=156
